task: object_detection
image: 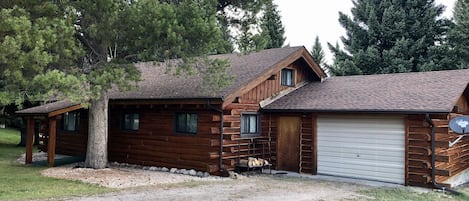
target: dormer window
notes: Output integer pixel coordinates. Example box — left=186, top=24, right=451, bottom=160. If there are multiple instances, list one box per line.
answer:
left=281, top=68, right=295, bottom=86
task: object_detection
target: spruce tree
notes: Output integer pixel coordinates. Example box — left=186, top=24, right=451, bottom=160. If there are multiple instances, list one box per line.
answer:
left=449, top=0, right=469, bottom=68
left=311, top=36, right=326, bottom=67
left=328, top=0, right=452, bottom=75
left=261, top=2, right=286, bottom=49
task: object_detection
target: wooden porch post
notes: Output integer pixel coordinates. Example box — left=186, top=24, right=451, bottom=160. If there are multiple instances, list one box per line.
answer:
left=47, top=117, right=57, bottom=167
left=25, top=117, right=35, bottom=164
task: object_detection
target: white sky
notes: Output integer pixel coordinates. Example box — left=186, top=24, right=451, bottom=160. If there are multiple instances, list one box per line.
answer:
left=274, top=0, right=457, bottom=64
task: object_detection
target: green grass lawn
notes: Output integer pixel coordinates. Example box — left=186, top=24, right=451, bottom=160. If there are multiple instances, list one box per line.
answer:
left=0, top=128, right=110, bottom=201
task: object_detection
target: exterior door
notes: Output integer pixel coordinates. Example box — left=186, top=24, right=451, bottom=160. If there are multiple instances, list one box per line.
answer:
left=277, top=116, right=301, bottom=172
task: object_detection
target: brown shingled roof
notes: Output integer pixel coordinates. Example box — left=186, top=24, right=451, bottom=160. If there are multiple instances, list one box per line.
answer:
left=263, top=69, right=469, bottom=113
left=18, top=46, right=324, bottom=115
left=16, top=100, right=81, bottom=116
left=110, top=46, right=321, bottom=100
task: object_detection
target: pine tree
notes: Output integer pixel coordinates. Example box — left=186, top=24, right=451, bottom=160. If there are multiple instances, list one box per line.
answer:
left=1, top=0, right=230, bottom=168
left=261, top=2, right=286, bottom=49
left=310, top=36, right=326, bottom=67
left=449, top=0, right=469, bottom=68
left=328, top=0, right=452, bottom=75
left=215, top=0, right=274, bottom=52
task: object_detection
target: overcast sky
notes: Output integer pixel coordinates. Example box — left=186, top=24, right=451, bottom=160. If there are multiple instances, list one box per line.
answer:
left=273, top=0, right=457, bottom=63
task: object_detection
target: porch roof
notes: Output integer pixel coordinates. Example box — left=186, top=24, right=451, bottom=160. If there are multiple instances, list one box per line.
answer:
left=16, top=100, right=82, bottom=117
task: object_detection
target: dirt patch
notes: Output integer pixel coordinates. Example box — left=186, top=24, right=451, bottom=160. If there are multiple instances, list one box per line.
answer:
left=23, top=153, right=371, bottom=200
left=42, top=163, right=225, bottom=188
left=67, top=175, right=371, bottom=201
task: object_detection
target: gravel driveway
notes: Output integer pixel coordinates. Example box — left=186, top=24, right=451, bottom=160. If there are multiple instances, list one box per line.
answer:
left=38, top=158, right=376, bottom=201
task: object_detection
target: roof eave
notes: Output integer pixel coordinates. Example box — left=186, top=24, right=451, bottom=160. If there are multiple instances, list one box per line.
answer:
left=260, top=108, right=452, bottom=114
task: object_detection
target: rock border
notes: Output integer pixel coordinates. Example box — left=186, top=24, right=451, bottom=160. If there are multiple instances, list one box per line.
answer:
left=108, top=161, right=211, bottom=178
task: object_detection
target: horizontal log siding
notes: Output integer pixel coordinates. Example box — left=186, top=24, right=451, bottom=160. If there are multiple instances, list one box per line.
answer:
left=437, top=113, right=469, bottom=187
left=407, top=114, right=433, bottom=187
left=299, top=114, right=314, bottom=174
left=54, top=110, right=88, bottom=156
left=108, top=104, right=221, bottom=173
left=407, top=113, right=469, bottom=188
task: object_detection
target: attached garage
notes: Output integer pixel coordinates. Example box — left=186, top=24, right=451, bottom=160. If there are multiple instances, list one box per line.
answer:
left=317, top=115, right=405, bottom=184
left=263, top=69, right=469, bottom=188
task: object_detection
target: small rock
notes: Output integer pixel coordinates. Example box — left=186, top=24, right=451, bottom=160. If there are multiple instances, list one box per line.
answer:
left=189, top=169, right=197, bottom=176
left=161, top=167, right=169, bottom=172
left=143, top=166, right=150, bottom=170
left=203, top=172, right=210, bottom=177
left=155, top=167, right=162, bottom=171
left=149, top=166, right=157, bottom=171
left=196, top=171, right=204, bottom=177
left=229, top=171, right=238, bottom=179
left=170, top=168, right=178, bottom=173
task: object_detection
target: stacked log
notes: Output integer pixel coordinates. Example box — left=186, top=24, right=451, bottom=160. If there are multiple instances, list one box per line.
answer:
left=239, top=157, right=270, bottom=168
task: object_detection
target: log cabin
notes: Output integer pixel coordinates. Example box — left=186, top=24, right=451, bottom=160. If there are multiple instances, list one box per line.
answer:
left=17, top=46, right=469, bottom=189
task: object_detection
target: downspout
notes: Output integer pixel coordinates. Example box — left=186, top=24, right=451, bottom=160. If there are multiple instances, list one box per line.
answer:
left=425, top=114, right=460, bottom=195
left=207, top=100, right=224, bottom=174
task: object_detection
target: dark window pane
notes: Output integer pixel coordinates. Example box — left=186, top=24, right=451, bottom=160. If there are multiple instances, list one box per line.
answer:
left=281, top=69, right=294, bottom=86
left=175, top=113, right=198, bottom=134
left=63, top=112, right=79, bottom=131
left=123, top=113, right=139, bottom=131
left=241, top=114, right=259, bottom=135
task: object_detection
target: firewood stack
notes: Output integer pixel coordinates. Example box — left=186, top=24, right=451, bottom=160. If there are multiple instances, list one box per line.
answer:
left=239, top=157, right=270, bottom=168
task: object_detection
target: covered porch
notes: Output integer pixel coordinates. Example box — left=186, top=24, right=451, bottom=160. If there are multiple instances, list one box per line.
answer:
left=16, top=100, right=83, bottom=167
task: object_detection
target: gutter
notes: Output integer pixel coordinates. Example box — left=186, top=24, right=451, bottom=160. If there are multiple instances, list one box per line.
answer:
left=425, top=114, right=460, bottom=195
left=207, top=100, right=224, bottom=174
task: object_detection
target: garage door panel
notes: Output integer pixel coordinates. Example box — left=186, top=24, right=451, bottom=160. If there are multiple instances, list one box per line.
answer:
left=318, top=137, right=404, bottom=145
left=318, top=151, right=404, bottom=162
left=319, top=161, right=404, bottom=174
left=318, top=131, right=405, bottom=140
left=317, top=115, right=405, bottom=184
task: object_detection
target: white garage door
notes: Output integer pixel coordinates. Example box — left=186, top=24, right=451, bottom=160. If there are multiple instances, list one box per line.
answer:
left=317, top=115, right=405, bottom=184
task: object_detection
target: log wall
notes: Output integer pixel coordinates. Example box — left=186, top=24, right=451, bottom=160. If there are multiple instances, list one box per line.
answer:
left=108, top=103, right=221, bottom=173
left=54, top=109, right=88, bottom=156
left=407, top=113, right=469, bottom=188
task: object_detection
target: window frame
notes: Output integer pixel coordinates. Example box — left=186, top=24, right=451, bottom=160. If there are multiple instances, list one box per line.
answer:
left=281, top=68, right=295, bottom=87
left=240, top=112, right=261, bottom=137
left=122, top=113, right=140, bottom=131
left=62, top=111, right=80, bottom=132
left=174, top=112, right=198, bottom=135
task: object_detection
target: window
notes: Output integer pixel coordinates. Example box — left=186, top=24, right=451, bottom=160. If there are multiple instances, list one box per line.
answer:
left=123, top=113, right=139, bottom=131
left=175, top=113, right=198, bottom=134
left=281, top=68, right=294, bottom=86
left=63, top=112, right=80, bottom=131
left=241, top=113, right=260, bottom=135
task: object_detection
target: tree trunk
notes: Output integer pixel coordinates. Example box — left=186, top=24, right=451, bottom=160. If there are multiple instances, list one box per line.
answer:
left=84, top=91, right=109, bottom=169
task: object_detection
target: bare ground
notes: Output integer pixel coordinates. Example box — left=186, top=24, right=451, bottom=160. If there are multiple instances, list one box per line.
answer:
left=23, top=153, right=373, bottom=200
left=41, top=164, right=371, bottom=201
